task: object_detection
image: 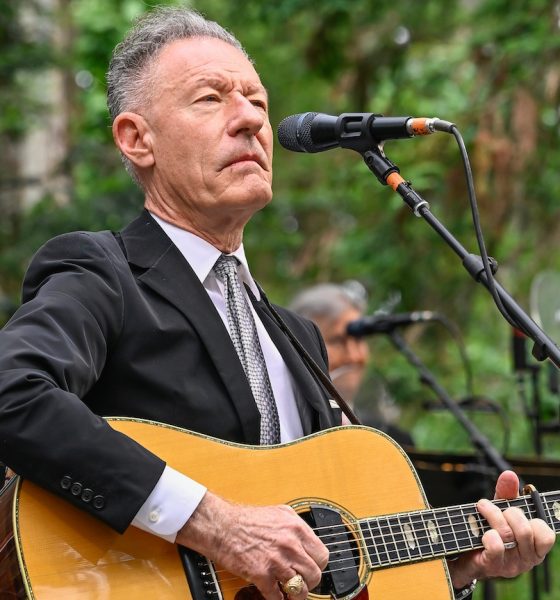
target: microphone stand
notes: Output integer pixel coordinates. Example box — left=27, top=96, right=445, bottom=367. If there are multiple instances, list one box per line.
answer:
left=361, top=148, right=560, bottom=369
left=362, top=147, right=554, bottom=600
left=387, top=330, right=514, bottom=600
left=388, top=329, right=552, bottom=600
left=388, top=330, right=515, bottom=481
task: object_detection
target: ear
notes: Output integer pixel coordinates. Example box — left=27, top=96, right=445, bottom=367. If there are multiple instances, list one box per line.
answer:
left=112, top=112, right=155, bottom=169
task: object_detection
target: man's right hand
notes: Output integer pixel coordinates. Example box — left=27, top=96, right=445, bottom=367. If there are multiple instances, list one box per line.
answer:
left=176, top=491, right=329, bottom=600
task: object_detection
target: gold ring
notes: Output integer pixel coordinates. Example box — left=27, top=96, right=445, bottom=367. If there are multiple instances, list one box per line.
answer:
left=281, top=574, right=305, bottom=596
left=504, top=541, right=517, bottom=550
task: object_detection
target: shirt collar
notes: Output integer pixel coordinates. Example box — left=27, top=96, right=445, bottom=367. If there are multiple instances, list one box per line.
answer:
left=150, top=212, right=260, bottom=298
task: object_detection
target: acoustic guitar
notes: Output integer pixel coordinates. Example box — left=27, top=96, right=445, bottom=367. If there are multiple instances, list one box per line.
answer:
left=2, top=419, right=559, bottom=599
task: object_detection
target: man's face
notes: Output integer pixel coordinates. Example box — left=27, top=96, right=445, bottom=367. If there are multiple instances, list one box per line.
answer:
left=317, top=307, right=370, bottom=403
left=140, top=37, right=273, bottom=229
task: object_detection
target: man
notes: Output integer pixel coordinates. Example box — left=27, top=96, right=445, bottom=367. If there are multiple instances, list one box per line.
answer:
left=290, top=282, right=414, bottom=447
left=0, top=6, right=554, bottom=600
left=291, top=283, right=369, bottom=405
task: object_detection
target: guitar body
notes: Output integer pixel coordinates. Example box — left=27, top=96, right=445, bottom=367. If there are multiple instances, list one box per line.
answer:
left=9, top=421, right=454, bottom=599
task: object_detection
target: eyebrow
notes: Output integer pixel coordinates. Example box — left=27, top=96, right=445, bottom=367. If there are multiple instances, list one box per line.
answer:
left=191, top=74, right=268, bottom=98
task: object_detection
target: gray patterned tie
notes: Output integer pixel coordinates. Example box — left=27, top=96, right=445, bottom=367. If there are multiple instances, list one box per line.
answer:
left=213, top=254, right=281, bottom=444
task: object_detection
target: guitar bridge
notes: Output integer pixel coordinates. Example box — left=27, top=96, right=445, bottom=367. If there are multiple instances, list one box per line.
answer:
left=178, top=546, right=223, bottom=600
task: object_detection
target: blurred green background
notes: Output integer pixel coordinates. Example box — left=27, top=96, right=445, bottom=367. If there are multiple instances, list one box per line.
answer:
left=2, top=1, right=560, bottom=597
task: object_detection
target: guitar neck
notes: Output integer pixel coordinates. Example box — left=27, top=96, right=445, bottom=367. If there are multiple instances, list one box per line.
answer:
left=359, top=490, right=560, bottom=569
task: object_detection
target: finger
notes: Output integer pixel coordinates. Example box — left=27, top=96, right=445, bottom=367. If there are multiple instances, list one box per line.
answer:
left=301, top=533, right=330, bottom=572
left=277, top=570, right=310, bottom=600
left=287, top=582, right=310, bottom=600
left=482, top=527, right=507, bottom=560
left=258, top=579, right=285, bottom=600
left=478, top=499, right=515, bottom=543
left=291, top=513, right=329, bottom=580
left=530, top=518, right=556, bottom=561
left=506, top=509, right=555, bottom=564
left=494, top=471, right=520, bottom=500
left=286, top=548, right=324, bottom=591
left=502, top=506, right=533, bottom=556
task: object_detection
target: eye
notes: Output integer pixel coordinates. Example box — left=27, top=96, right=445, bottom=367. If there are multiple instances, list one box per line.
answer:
left=198, top=94, right=220, bottom=103
left=251, top=99, right=268, bottom=111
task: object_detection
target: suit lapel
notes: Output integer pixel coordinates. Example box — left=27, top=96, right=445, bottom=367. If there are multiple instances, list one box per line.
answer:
left=250, top=296, right=338, bottom=436
left=120, top=212, right=261, bottom=444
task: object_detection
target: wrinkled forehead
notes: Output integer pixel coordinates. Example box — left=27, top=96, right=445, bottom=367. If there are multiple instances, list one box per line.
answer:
left=151, top=36, right=264, bottom=91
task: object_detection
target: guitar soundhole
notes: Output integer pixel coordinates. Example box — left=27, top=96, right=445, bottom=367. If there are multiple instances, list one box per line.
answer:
left=299, top=506, right=362, bottom=599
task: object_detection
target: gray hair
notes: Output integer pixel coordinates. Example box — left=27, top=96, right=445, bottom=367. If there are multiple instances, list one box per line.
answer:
left=106, top=5, right=249, bottom=184
left=289, top=283, right=368, bottom=324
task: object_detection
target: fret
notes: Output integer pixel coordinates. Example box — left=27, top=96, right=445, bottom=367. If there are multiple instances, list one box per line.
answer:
left=358, top=490, right=560, bottom=574
left=363, top=518, right=391, bottom=567
left=543, top=492, right=560, bottom=532
left=434, top=508, right=460, bottom=554
left=378, top=516, right=400, bottom=564
left=472, top=505, right=487, bottom=549
left=455, top=505, right=482, bottom=551
left=360, top=519, right=380, bottom=568
left=544, top=491, right=560, bottom=533
left=409, top=510, right=433, bottom=559
left=448, top=507, right=469, bottom=552
left=544, top=497, right=555, bottom=531
left=388, top=514, right=412, bottom=564
left=402, top=512, right=422, bottom=561
left=421, top=509, right=445, bottom=557
left=522, top=496, right=533, bottom=520
left=509, top=496, right=538, bottom=522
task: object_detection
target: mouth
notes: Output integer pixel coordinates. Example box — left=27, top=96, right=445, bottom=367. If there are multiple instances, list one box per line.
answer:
left=224, top=154, right=267, bottom=171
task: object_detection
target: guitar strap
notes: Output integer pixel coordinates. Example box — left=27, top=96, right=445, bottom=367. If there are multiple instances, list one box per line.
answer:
left=252, top=283, right=362, bottom=426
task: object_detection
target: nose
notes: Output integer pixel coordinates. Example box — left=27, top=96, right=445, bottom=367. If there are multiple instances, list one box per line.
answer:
left=226, top=93, right=266, bottom=137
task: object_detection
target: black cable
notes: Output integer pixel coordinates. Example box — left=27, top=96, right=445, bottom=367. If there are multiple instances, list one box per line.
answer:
left=421, top=313, right=511, bottom=454
left=430, top=312, right=475, bottom=399
left=451, top=126, right=524, bottom=332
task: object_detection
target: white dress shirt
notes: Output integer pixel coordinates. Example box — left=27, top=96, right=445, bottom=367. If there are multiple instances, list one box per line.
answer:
left=132, top=214, right=304, bottom=541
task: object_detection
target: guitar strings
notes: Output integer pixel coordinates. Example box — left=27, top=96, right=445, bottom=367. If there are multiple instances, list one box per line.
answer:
left=209, top=501, right=553, bottom=589
left=212, top=508, right=552, bottom=597
left=207, top=494, right=560, bottom=593
left=301, top=494, right=558, bottom=548
left=214, top=500, right=549, bottom=573
left=290, top=493, right=555, bottom=538
left=211, top=520, right=512, bottom=595
left=214, top=501, right=548, bottom=583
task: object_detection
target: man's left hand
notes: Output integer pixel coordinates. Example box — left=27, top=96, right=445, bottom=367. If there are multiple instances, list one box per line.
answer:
left=447, top=470, right=556, bottom=590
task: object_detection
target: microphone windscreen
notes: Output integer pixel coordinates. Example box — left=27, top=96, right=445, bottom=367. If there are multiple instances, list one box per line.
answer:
left=277, top=112, right=317, bottom=152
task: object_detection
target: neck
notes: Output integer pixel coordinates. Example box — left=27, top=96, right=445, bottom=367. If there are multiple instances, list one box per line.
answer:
left=146, top=201, right=244, bottom=253
left=356, top=490, right=560, bottom=570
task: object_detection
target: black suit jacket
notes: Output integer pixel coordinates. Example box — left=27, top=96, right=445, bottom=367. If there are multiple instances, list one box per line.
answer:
left=0, top=211, right=338, bottom=532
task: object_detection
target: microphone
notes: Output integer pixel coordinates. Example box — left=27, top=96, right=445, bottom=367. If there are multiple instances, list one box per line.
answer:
left=277, top=112, right=455, bottom=154
left=347, top=311, right=438, bottom=337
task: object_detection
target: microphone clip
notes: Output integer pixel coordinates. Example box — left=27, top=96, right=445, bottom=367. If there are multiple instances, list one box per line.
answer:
left=362, top=149, right=400, bottom=185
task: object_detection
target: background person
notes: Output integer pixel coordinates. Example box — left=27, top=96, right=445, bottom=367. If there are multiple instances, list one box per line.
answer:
left=290, top=282, right=414, bottom=447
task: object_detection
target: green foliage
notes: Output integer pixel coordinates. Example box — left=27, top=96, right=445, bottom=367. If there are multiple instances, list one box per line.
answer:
left=1, top=3, right=560, bottom=594
left=1, top=0, right=559, bottom=428
left=0, top=0, right=54, bottom=138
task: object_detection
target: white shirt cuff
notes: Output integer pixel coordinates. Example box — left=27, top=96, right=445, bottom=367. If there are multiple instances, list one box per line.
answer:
left=131, top=465, right=207, bottom=543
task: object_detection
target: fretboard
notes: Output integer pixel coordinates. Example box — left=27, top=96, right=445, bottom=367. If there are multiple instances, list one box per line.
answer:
left=358, top=490, right=560, bottom=569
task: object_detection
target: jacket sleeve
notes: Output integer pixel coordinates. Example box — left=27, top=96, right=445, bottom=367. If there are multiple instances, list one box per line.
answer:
left=0, top=231, right=165, bottom=533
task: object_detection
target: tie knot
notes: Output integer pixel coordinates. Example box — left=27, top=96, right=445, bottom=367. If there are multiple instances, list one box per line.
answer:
left=213, top=254, right=239, bottom=282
